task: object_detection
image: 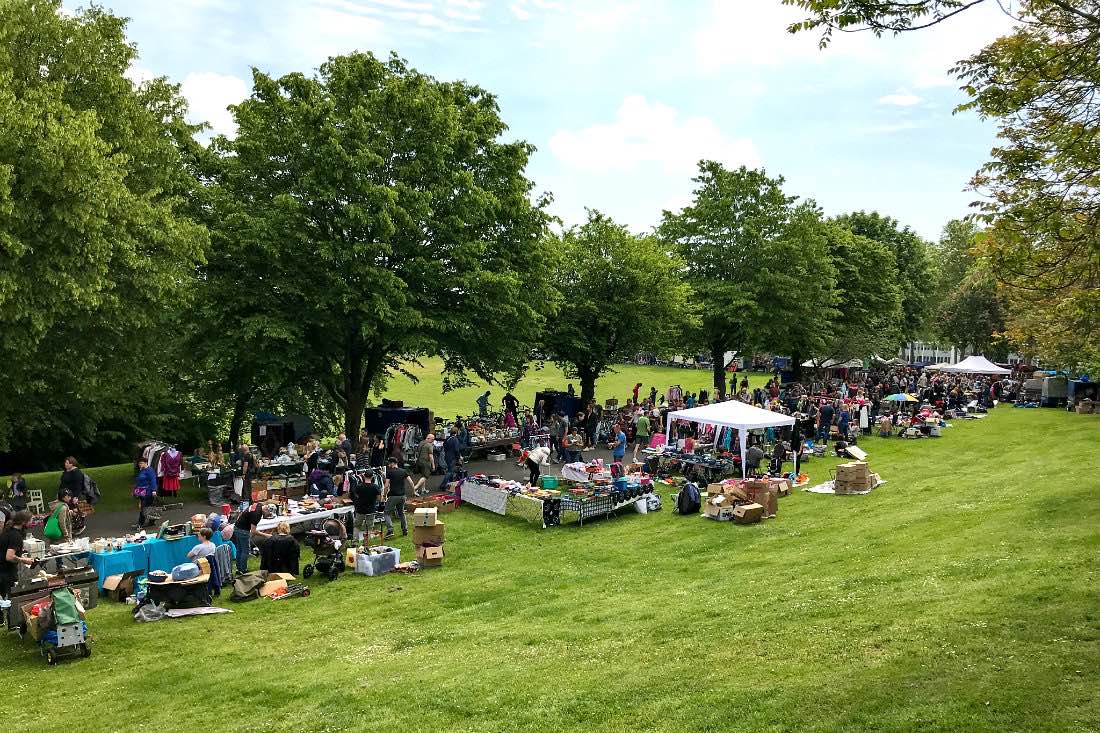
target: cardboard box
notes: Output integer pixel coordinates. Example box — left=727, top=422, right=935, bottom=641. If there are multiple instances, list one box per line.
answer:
left=413, top=507, right=438, bottom=527
left=259, top=572, right=296, bottom=598
left=436, top=497, right=458, bottom=513
left=745, top=484, right=778, bottom=518
left=412, top=521, right=445, bottom=546
left=733, top=502, right=764, bottom=524
left=769, top=477, right=793, bottom=497
left=103, top=569, right=144, bottom=602
left=704, top=495, right=734, bottom=520
left=416, top=545, right=445, bottom=567
left=844, top=445, right=868, bottom=461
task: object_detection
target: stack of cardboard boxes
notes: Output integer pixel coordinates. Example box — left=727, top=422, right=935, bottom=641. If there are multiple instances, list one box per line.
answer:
left=1075, top=399, right=1095, bottom=414
left=834, top=461, right=879, bottom=494
left=412, top=508, right=445, bottom=567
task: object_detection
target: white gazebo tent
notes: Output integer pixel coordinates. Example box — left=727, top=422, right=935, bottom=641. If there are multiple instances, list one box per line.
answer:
left=665, top=401, right=796, bottom=478
left=940, top=355, right=1010, bottom=375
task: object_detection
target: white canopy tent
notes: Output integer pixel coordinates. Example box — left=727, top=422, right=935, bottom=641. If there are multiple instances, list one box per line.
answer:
left=665, top=401, right=796, bottom=478
left=940, top=355, right=1010, bottom=375
left=801, top=358, right=864, bottom=370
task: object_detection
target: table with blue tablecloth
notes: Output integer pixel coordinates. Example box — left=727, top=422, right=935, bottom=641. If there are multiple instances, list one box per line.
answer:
left=90, top=534, right=235, bottom=588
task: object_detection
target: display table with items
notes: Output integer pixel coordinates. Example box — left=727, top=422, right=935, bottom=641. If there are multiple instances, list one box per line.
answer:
left=87, top=532, right=235, bottom=589
left=6, top=549, right=99, bottom=634
left=457, top=473, right=654, bottom=528
left=462, top=415, right=522, bottom=459
left=255, top=498, right=355, bottom=532
left=643, top=448, right=741, bottom=483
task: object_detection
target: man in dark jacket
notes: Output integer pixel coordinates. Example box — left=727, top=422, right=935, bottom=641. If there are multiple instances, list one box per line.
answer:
left=437, top=427, right=463, bottom=492
left=260, top=523, right=300, bottom=575
left=350, top=473, right=381, bottom=541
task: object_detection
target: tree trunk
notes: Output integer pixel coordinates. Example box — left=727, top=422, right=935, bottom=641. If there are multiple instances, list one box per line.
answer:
left=711, top=346, right=727, bottom=399
left=578, top=365, right=597, bottom=406
left=344, top=389, right=365, bottom=440
left=228, top=389, right=252, bottom=450
left=790, top=351, right=805, bottom=383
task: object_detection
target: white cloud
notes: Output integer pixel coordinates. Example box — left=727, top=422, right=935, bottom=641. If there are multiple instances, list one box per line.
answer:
left=695, top=1, right=874, bottom=72
left=878, top=90, right=923, bottom=107
left=443, top=7, right=480, bottom=21
left=124, top=64, right=157, bottom=87
left=446, top=0, right=483, bottom=8
left=511, top=2, right=531, bottom=21
left=180, top=72, right=250, bottom=138
left=548, top=94, right=759, bottom=177
left=363, top=0, right=432, bottom=10
left=532, top=0, right=564, bottom=10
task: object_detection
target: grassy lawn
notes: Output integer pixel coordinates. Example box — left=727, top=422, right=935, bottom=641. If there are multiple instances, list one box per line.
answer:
left=2, top=407, right=1098, bottom=732
left=380, top=358, right=765, bottom=419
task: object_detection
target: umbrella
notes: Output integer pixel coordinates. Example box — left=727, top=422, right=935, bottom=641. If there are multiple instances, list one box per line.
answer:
left=884, top=393, right=918, bottom=402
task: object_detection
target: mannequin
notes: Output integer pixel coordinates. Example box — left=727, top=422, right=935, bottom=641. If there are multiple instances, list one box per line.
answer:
left=160, top=446, right=182, bottom=498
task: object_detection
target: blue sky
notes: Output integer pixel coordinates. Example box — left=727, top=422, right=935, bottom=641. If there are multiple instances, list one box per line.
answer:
left=78, top=0, right=1017, bottom=241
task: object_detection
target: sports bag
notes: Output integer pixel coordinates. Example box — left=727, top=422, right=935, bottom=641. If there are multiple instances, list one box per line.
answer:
left=676, top=482, right=701, bottom=515
left=43, top=504, right=65, bottom=540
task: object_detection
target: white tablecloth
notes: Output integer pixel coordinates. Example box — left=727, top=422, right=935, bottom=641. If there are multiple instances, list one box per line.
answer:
left=459, top=482, right=510, bottom=515
left=257, top=505, right=353, bottom=531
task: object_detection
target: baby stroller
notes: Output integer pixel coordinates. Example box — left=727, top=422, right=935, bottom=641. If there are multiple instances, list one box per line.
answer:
left=302, top=529, right=345, bottom=582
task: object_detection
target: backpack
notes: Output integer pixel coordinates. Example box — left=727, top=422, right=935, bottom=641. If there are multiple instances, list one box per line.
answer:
left=43, top=504, right=66, bottom=540
left=646, top=493, right=662, bottom=512
left=676, top=482, right=701, bottom=515
left=83, top=474, right=100, bottom=505
left=230, top=570, right=269, bottom=602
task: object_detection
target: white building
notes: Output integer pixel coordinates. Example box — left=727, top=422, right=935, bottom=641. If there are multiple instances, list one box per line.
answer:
left=898, top=342, right=1029, bottom=366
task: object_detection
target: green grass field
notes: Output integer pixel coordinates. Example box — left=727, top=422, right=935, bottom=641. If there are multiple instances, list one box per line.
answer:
left=2, top=406, right=1098, bottom=732
left=380, top=358, right=763, bottom=419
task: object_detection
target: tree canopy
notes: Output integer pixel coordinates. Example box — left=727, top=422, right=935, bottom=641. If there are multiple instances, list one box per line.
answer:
left=541, top=211, right=691, bottom=405
left=212, top=53, right=556, bottom=437
left=0, top=0, right=207, bottom=454
left=659, top=163, right=837, bottom=396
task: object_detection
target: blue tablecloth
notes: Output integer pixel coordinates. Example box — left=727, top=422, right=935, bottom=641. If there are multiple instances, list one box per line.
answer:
left=90, top=534, right=235, bottom=588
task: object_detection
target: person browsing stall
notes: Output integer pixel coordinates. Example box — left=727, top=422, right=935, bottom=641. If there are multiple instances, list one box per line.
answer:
left=383, top=457, right=412, bottom=539
left=525, top=445, right=551, bottom=485
left=437, top=426, right=463, bottom=492
left=632, top=412, right=651, bottom=463
left=232, top=502, right=271, bottom=574
left=0, top=511, right=35, bottom=614
left=609, top=424, right=627, bottom=463
left=350, top=469, right=382, bottom=541
left=7, top=473, right=27, bottom=512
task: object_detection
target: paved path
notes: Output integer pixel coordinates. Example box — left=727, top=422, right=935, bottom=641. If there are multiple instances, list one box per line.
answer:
left=82, top=445, right=623, bottom=536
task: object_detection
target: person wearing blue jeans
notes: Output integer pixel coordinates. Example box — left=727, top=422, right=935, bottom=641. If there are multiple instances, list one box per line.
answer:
left=233, top=503, right=265, bottom=574
left=438, top=426, right=463, bottom=491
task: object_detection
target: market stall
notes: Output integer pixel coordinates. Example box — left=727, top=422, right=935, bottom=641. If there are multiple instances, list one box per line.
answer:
left=939, top=355, right=1011, bottom=375
left=88, top=533, right=235, bottom=589
left=457, top=473, right=653, bottom=528
left=664, top=401, right=796, bottom=478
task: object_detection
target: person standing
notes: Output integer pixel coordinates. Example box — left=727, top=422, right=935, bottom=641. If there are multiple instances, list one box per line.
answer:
left=351, top=470, right=381, bottom=542
left=476, top=390, right=492, bottom=416
left=133, top=456, right=158, bottom=528
left=438, top=427, right=463, bottom=492
left=0, top=511, right=35, bottom=622
left=383, top=457, right=411, bottom=539
left=549, top=413, right=565, bottom=464
left=632, top=411, right=651, bottom=463
left=525, top=445, right=551, bottom=485
left=337, top=433, right=353, bottom=456
left=57, top=457, right=84, bottom=502
left=502, top=391, right=519, bottom=422
left=416, top=432, right=436, bottom=482
left=818, top=400, right=835, bottom=444
left=238, top=444, right=258, bottom=500
left=609, top=423, right=627, bottom=464
left=564, top=427, right=585, bottom=464
left=232, top=502, right=266, bottom=575
left=632, top=382, right=642, bottom=405
left=7, top=473, right=27, bottom=512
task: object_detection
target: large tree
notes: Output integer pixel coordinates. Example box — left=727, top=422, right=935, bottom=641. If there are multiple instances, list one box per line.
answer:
left=542, top=211, right=691, bottom=405
left=832, top=211, right=935, bottom=343
left=788, top=1, right=1100, bottom=372
left=659, top=163, right=837, bottom=397
left=0, top=0, right=207, bottom=454
left=930, top=219, right=1006, bottom=358
left=817, top=222, right=903, bottom=362
left=213, top=53, right=555, bottom=437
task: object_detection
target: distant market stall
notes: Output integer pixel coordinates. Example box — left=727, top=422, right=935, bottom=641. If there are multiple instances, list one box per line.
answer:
left=663, top=401, right=796, bottom=478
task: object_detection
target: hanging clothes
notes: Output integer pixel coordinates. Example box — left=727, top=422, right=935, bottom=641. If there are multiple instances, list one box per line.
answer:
left=160, top=448, right=182, bottom=496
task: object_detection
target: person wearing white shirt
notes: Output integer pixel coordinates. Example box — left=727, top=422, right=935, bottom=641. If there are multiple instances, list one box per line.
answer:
left=525, top=445, right=551, bottom=485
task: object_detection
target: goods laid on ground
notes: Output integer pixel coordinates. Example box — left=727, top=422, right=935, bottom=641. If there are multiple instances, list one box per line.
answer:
left=701, top=476, right=791, bottom=524
left=833, top=461, right=880, bottom=494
